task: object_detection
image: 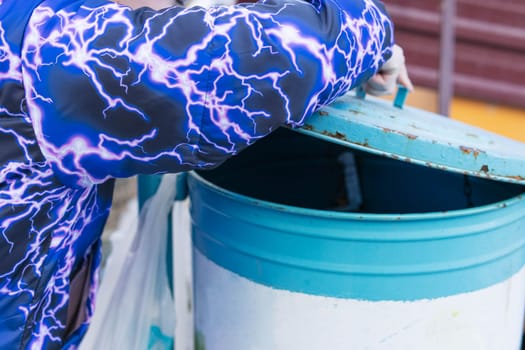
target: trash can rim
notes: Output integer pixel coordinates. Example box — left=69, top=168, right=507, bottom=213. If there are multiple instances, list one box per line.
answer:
left=189, top=170, right=525, bottom=222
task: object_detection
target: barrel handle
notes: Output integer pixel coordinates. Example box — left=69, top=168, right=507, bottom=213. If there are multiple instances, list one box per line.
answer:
left=356, top=85, right=409, bottom=109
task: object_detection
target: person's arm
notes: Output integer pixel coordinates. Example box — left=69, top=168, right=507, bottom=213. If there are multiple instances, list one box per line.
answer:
left=22, top=0, right=393, bottom=187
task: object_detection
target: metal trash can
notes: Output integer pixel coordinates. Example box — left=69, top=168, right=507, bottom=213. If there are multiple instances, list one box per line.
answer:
left=183, top=92, right=525, bottom=349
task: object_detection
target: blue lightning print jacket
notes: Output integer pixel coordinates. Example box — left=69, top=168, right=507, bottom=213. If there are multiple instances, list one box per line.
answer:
left=0, top=0, right=393, bottom=348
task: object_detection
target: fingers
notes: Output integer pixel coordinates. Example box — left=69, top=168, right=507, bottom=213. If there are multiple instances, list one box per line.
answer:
left=397, top=65, right=414, bottom=92
left=364, top=72, right=397, bottom=96
left=364, top=44, right=414, bottom=96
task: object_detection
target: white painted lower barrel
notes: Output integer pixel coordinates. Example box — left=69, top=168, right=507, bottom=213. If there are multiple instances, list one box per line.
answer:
left=188, top=130, right=525, bottom=350
left=194, top=250, right=525, bottom=350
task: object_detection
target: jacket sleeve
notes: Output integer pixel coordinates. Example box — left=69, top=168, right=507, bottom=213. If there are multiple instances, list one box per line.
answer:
left=21, top=0, right=393, bottom=187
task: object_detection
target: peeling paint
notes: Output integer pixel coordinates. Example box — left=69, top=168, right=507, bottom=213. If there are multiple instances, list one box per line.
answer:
left=460, top=146, right=483, bottom=158
left=302, top=124, right=314, bottom=131
left=321, top=130, right=346, bottom=140
left=382, top=127, right=418, bottom=140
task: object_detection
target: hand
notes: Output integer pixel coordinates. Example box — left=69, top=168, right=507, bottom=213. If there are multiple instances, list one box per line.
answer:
left=364, top=44, right=414, bottom=96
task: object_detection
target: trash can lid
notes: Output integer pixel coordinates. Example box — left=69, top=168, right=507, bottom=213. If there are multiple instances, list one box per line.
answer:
left=295, top=88, right=525, bottom=185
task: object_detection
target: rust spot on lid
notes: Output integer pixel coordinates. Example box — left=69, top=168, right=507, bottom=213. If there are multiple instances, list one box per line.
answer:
left=321, top=130, right=346, bottom=140
left=356, top=139, right=370, bottom=147
left=381, top=127, right=418, bottom=140
left=334, top=131, right=345, bottom=139
left=480, top=165, right=489, bottom=173
left=318, top=111, right=329, bottom=116
left=460, top=146, right=482, bottom=158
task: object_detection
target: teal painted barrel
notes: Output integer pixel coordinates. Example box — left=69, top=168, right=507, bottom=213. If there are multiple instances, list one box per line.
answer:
left=189, top=129, right=525, bottom=350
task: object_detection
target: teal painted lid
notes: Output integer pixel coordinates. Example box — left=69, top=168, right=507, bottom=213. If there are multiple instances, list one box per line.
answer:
left=295, top=88, right=525, bottom=185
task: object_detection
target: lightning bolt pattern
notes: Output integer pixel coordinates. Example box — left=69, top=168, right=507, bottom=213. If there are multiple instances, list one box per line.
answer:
left=0, top=0, right=392, bottom=348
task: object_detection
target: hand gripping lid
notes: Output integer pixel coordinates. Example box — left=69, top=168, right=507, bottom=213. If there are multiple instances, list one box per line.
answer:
left=294, top=87, right=525, bottom=185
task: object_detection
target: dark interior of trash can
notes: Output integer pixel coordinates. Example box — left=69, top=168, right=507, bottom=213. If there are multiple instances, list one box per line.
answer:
left=197, top=129, right=525, bottom=214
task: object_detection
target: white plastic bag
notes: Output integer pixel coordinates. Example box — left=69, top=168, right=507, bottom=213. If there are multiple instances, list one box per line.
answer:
left=81, top=174, right=178, bottom=350
left=171, top=197, right=194, bottom=350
